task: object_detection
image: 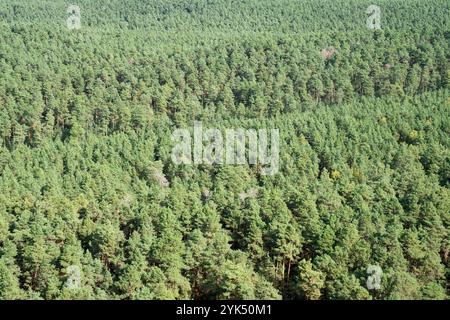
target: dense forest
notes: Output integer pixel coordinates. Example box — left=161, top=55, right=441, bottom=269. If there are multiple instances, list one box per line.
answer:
left=0, top=0, right=449, bottom=300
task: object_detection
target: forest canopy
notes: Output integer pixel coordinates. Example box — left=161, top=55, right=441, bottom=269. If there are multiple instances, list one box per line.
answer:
left=0, top=0, right=449, bottom=300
